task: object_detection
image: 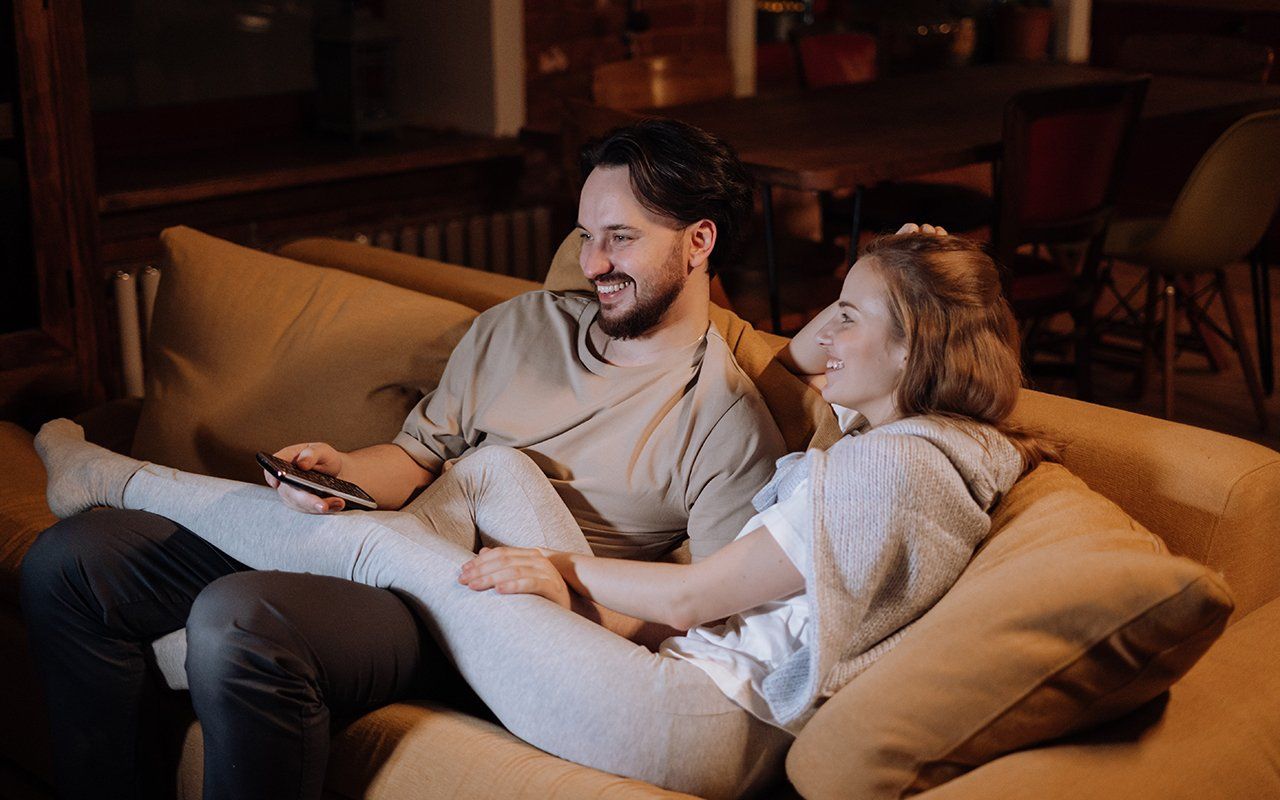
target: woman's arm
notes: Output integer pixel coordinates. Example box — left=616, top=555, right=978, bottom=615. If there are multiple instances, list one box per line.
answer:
left=777, top=301, right=839, bottom=379
left=779, top=223, right=945, bottom=380
left=460, top=527, right=804, bottom=631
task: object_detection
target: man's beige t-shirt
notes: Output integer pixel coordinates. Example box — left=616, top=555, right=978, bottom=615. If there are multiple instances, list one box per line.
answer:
left=394, top=291, right=787, bottom=561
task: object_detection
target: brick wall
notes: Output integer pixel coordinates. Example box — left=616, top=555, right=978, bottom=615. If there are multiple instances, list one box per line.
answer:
left=524, top=0, right=729, bottom=131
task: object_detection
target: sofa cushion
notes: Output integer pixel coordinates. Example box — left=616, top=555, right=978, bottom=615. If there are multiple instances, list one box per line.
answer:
left=276, top=237, right=540, bottom=313
left=786, top=462, right=1234, bottom=799
left=174, top=703, right=699, bottom=800
left=0, top=422, right=56, bottom=602
left=918, top=593, right=1280, bottom=799
left=132, top=227, right=478, bottom=484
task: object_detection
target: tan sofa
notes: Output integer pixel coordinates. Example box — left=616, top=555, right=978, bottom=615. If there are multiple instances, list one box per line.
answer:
left=2, top=228, right=1279, bottom=800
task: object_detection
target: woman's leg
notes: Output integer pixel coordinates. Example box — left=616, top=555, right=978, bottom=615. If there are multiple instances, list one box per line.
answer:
left=36, top=425, right=790, bottom=794
left=35, top=418, right=591, bottom=577
left=355, top=531, right=794, bottom=798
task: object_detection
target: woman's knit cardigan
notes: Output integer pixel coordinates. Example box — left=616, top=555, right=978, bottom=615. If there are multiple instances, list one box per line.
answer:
left=756, top=415, right=1024, bottom=728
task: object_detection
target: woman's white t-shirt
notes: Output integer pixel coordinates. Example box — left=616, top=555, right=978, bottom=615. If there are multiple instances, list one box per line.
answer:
left=658, top=404, right=862, bottom=732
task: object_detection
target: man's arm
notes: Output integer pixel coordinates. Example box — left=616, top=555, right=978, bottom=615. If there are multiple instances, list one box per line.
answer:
left=684, top=392, right=788, bottom=560
left=266, top=442, right=435, bottom=513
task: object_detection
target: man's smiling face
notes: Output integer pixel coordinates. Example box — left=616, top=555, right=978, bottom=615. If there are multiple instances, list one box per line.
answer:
left=576, top=165, right=692, bottom=340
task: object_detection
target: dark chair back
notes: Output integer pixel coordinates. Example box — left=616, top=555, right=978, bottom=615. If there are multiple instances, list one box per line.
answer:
left=1117, top=33, right=1275, bottom=84
left=792, top=31, right=878, bottom=88
left=994, top=78, right=1150, bottom=279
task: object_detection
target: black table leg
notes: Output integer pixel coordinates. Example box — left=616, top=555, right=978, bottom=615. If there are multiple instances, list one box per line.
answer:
left=761, top=182, right=781, bottom=333
left=849, top=185, right=865, bottom=267
left=1252, top=251, right=1274, bottom=396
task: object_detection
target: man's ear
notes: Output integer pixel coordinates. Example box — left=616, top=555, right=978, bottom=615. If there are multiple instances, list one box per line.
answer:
left=686, top=220, right=717, bottom=274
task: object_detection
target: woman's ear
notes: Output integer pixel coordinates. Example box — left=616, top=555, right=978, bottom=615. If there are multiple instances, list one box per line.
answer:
left=687, top=220, right=717, bottom=273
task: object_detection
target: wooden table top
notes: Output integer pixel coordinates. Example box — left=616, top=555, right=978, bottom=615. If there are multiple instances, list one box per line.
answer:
left=654, top=63, right=1280, bottom=191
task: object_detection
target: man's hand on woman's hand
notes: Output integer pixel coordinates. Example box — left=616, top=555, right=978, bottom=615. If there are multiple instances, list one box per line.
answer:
left=459, top=547, right=573, bottom=610
left=263, top=442, right=348, bottom=514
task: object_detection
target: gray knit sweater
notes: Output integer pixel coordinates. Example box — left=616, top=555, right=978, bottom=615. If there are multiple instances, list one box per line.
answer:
left=755, top=415, right=1023, bottom=728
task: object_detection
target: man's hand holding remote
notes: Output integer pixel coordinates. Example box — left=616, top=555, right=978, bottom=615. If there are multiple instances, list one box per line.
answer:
left=263, top=441, right=438, bottom=514
left=263, top=442, right=348, bottom=513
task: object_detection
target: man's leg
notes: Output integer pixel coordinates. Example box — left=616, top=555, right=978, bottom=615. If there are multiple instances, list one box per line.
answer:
left=185, top=571, right=431, bottom=800
left=19, top=509, right=247, bottom=800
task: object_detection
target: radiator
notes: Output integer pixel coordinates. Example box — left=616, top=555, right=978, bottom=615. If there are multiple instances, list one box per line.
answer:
left=112, top=266, right=161, bottom=399
left=353, top=206, right=555, bottom=282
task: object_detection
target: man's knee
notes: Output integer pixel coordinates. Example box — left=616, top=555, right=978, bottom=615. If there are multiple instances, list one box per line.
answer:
left=185, top=572, right=318, bottom=704
left=19, top=509, right=157, bottom=619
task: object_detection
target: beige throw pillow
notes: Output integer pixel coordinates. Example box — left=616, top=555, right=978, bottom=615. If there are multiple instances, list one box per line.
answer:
left=131, top=227, right=478, bottom=484
left=786, top=462, right=1233, bottom=799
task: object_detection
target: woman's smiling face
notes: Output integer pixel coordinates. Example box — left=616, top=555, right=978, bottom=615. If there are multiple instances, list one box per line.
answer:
left=816, top=257, right=908, bottom=427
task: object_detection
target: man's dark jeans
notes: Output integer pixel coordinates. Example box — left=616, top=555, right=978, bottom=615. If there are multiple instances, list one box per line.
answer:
left=19, top=508, right=441, bottom=800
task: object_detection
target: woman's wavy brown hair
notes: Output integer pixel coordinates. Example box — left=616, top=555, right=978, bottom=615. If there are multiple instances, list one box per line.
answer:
left=861, top=232, right=1053, bottom=474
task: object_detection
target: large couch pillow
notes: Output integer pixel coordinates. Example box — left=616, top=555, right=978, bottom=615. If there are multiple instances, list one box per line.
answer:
left=131, top=227, right=478, bottom=484
left=787, top=462, right=1234, bottom=799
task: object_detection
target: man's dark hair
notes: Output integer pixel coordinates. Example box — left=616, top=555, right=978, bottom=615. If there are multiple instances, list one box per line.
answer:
left=579, top=117, right=755, bottom=277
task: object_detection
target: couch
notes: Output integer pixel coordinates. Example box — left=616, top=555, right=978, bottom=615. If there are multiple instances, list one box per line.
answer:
left=2, top=226, right=1278, bottom=800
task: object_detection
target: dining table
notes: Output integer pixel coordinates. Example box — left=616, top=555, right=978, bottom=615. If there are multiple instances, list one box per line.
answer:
left=623, top=62, right=1280, bottom=332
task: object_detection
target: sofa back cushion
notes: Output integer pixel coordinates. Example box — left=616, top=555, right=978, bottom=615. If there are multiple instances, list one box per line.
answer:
left=917, top=594, right=1280, bottom=800
left=276, top=237, right=540, bottom=312
left=786, top=462, right=1233, bottom=799
left=131, top=227, right=478, bottom=484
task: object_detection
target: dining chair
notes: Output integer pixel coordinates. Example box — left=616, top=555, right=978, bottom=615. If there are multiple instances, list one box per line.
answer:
left=792, top=30, right=878, bottom=89
left=993, top=77, right=1151, bottom=401
left=788, top=28, right=991, bottom=248
left=590, top=53, right=735, bottom=112
left=1103, top=109, right=1280, bottom=430
left=1108, top=33, right=1277, bottom=395
left=1117, top=33, right=1275, bottom=84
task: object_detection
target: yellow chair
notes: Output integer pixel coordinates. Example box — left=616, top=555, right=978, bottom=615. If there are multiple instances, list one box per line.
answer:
left=1104, top=109, right=1280, bottom=429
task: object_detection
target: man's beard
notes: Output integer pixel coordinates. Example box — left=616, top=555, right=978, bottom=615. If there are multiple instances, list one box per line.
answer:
left=596, top=243, right=688, bottom=340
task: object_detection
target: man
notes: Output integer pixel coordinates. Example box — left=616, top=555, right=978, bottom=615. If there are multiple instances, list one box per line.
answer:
left=21, top=118, right=787, bottom=799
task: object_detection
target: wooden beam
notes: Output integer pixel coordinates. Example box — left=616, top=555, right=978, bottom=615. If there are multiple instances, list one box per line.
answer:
left=12, top=0, right=107, bottom=403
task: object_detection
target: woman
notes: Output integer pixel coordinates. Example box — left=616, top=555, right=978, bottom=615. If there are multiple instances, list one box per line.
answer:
left=31, top=227, right=1041, bottom=797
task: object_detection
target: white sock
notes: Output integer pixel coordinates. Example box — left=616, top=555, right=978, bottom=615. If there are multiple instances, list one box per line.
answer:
left=34, top=419, right=146, bottom=518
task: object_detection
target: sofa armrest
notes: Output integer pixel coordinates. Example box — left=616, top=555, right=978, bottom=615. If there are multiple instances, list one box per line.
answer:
left=1009, top=390, right=1280, bottom=619
left=276, top=238, right=539, bottom=312
left=0, top=422, right=55, bottom=602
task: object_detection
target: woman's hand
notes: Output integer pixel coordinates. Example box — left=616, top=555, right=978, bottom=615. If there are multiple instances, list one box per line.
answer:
left=459, top=547, right=573, bottom=610
left=896, top=222, right=948, bottom=236
left=264, top=442, right=348, bottom=514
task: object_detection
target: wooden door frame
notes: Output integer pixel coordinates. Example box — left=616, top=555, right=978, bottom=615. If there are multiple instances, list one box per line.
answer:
left=12, top=0, right=106, bottom=403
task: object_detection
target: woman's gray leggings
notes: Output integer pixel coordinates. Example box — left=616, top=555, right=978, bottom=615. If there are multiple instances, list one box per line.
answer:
left=119, top=446, right=792, bottom=798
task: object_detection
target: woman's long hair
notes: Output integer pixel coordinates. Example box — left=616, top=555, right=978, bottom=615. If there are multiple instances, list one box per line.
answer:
left=861, top=232, right=1053, bottom=474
